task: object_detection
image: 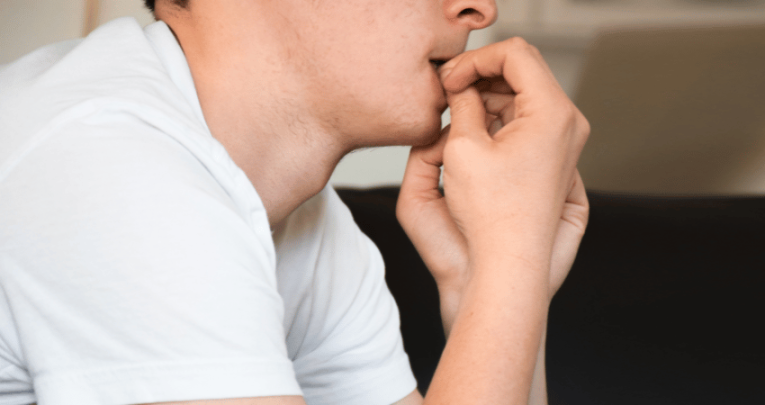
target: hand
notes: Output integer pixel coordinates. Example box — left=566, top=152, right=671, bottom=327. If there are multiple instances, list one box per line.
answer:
left=437, top=38, right=589, bottom=258
left=398, top=37, right=590, bottom=316
left=477, top=81, right=589, bottom=297
left=397, top=127, right=468, bottom=334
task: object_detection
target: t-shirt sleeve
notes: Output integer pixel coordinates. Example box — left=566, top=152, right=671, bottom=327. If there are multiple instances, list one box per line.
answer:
left=0, top=119, right=302, bottom=405
left=274, top=188, right=418, bottom=405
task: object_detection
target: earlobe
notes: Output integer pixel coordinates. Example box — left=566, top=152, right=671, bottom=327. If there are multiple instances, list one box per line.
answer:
left=444, top=0, right=498, bottom=30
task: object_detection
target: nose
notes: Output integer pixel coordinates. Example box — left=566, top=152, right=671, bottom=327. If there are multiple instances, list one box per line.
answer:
left=444, top=0, right=498, bottom=31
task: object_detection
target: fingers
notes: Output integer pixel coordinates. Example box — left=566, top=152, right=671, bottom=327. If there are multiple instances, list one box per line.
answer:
left=480, top=92, right=516, bottom=136
left=400, top=127, right=450, bottom=201
left=447, top=87, right=488, bottom=140
left=440, top=38, right=559, bottom=99
left=481, top=92, right=515, bottom=124
left=474, top=77, right=514, bottom=94
left=487, top=118, right=503, bottom=136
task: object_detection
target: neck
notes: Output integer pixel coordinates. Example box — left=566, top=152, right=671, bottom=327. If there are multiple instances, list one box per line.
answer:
left=160, top=3, right=351, bottom=227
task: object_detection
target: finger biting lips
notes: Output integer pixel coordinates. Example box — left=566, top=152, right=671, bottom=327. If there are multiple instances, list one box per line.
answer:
left=430, top=59, right=447, bottom=71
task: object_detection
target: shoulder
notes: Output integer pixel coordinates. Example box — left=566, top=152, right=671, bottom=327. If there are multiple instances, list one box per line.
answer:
left=0, top=114, right=270, bottom=260
left=0, top=15, right=265, bottom=230
left=0, top=17, right=168, bottom=116
left=0, top=18, right=204, bottom=180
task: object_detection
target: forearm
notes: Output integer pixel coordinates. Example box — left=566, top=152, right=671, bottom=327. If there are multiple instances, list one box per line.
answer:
left=425, top=254, right=551, bottom=405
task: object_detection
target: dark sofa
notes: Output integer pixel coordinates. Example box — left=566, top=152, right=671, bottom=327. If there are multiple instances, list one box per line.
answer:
left=336, top=187, right=765, bottom=405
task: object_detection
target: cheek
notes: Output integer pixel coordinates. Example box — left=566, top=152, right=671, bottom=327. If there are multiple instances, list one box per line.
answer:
left=384, top=63, right=446, bottom=132
left=309, top=44, right=443, bottom=144
left=351, top=59, right=431, bottom=111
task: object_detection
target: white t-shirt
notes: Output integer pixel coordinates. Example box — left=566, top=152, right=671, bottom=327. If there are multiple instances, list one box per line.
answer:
left=0, top=18, right=416, bottom=405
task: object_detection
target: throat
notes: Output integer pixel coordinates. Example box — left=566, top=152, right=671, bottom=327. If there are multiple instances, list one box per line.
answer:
left=212, top=118, right=345, bottom=228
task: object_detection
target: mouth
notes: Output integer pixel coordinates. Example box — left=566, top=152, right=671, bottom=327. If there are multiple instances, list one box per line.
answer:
left=429, top=59, right=448, bottom=71
left=428, top=58, right=452, bottom=111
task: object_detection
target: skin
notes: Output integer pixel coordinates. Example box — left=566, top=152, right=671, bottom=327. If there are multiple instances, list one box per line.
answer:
left=398, top=43, right=589, bottom=404
left=148, top=0, right=589, bottom=404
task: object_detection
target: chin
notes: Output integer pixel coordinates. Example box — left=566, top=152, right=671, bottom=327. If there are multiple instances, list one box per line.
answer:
left=411, top=107, right=446, bottom=146
left=409, top=124, right=442, bottom=147
left=357, top=89, right=445, bottom=147
left=385, top=112, right=442, bottom=147
left=381, top=78, right=446, bottom=146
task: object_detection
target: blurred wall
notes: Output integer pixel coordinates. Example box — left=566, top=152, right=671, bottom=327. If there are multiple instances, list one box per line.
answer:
left=573, top=25, right=765, bottom=195
left=1, top=0, right=85, bottom=64
left=497, top=0, right=765, bottom=195
left=0, top=0, right=154, bottom=65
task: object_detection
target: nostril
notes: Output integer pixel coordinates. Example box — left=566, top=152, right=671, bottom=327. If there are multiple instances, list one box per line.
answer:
left=457, top=7, right=493, bottom=26
left=458, top=8, right=479, bottom=18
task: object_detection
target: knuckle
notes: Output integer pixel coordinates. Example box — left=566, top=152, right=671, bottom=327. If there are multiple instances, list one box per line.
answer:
left=565, top=103, right=579, bottom=122
left=504, top=36, right=529, bottom=52
left=578, top=113, right=591, bottom=139
left=562, top=101, right=582, bottom=124
left=548, top=99, right=577, bottom=128
left=444, top=135, right=475, bottom=155
left=567, top=107, right=590, bottom=138
left=546, top=90, right=572, bottom=110
left=445, top=134, right=468, bottom=149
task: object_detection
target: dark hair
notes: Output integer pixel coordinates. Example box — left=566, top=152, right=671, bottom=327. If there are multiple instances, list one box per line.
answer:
left=144, top=0, right=189, bottom=13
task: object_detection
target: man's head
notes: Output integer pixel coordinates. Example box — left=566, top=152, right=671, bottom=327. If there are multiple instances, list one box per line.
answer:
left=152, top=0, right=497, bottom=149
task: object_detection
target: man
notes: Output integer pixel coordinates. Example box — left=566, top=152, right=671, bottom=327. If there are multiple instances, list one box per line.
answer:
left=0, top=0, right=589, bottom=404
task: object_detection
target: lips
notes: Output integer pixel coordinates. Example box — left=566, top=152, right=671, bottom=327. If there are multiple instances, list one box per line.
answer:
left=429, top=59, right=447, bottom=70
left=429, top=45, right=463, bottom=71
left=428, top=57, right=453, bottom=111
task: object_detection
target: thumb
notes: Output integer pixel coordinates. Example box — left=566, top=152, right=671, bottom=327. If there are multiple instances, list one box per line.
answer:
left=400, top=127, right=450, bottom=203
